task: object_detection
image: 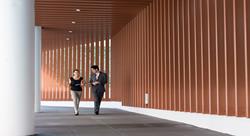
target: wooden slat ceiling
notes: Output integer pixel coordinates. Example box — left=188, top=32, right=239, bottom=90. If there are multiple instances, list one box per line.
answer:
left=35, top=0, right=153, bottom=36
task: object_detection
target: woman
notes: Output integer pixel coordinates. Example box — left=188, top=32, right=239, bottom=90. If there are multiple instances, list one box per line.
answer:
left=69, top=69, right=84, bottom=116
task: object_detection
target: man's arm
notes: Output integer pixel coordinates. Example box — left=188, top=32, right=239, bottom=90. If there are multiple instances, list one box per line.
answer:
left=99, top=73, right=107, bottom=85
left=89, top=75, right=93, bottom=84
left=89, top=75, right=98, bottom=86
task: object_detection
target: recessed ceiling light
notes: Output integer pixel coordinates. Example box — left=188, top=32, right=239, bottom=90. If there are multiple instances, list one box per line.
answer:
left=72, top=21, right=76, bottom=24
left=68, top=30, right=72, bottom=33
left=76, top=9, right=80, bottom=12
left=66, top=38, right=70, bottom=41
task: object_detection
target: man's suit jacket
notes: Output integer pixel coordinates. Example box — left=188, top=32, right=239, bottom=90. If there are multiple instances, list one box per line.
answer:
left=89, top=72, right=107, bottom=92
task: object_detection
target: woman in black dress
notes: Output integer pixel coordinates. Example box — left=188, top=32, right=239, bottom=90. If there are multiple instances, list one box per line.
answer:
left=69, top=69, right=84, bottom=116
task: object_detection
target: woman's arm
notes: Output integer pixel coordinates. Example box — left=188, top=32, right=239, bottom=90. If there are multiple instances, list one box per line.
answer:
left=68, top=78, right=72, bottom=87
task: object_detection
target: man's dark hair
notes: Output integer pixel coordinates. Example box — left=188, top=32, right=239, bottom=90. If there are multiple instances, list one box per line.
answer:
left=91, top=65, right=99, bottom=71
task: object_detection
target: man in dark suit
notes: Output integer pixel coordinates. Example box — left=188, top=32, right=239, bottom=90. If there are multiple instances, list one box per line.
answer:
left=89, top=65, right=107, bottom=115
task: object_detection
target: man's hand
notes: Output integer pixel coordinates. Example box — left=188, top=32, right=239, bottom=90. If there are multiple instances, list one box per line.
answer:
left=92, top=81, right=100, bottom=86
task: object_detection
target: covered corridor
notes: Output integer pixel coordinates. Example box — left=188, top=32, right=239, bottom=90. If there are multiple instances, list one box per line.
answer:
left=1, top=0, right=250, bottom=136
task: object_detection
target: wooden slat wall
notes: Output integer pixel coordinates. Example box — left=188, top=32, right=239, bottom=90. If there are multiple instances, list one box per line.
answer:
left=41, top=30, right=112, bottom=101
left=111, top=0, right=250, bottom=118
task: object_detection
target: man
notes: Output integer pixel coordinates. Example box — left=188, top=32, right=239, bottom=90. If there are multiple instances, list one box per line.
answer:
left=89, top=65, right=107, bottom=115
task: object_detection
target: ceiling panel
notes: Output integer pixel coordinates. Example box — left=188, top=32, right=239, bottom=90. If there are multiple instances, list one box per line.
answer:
left=35, top=0, right=152, bottom=36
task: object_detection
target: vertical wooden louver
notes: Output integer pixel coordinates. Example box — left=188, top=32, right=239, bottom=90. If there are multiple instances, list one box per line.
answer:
left=41, top=30, right=112, bottom=101
left=111, top=0, right=250, bottom=118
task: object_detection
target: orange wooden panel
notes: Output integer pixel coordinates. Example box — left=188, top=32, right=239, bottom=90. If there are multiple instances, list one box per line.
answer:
left=130, top=19, right=133, bottom=106
left=176, top=0, right=181, bottom=111
left=164, top=0, right=169, bottom=110
left=59, top=34, right=63, bottom=101
left=42, top=41, right=45, bottom=101
left=58, top=35, right=62, bottom=101
left=133, top=19, right=136, bottom=106
left=189, top=0, right=196, bottom=113
left=41, top=39, right=45, bottom=100
left=85, top=34, right=90, bottom=100
left=66, top=38, right=71, bottom=100
left=105, top=32, right=110, bottom=100
left=137, top=12, right=140, bottom=107
left=52, top=37, right=56, bottom=101
left=167, top=0, right=172, bottom=110
left=42, top=39, right=46, bottom=100
left=123, top=28, right=126, bottom=105
left=143, top=9, right=146, bottom=107
left=50, top=34, right=53, bottom=100
left=45, top=40, right=49, bottom=101
left=225, top=0, right=236, bottom=116
left=100, top=34, right=104, bottom=72
left=41, top=50, right=44, bottom=100
left=170, top=0, right=175, bottom=110
left=141, top=10, right=144, bottom=107
left=90, top=33, right=94, bottom=100
left=54, top=34, right=59, bottom=100
left=51, top=35, right=54, bottom=101
left=195, top=0, right=203, bottom=113
left=208, top=0, right=218, bottom=114
left=180, top=0, right=186, bottom=111
left=132, top=18, right=135, bottom=106
left=138, top=12, right=141, bottom=107
left=45, top=41, right=48, bottom=101
left=48, top=40, right=52, bottom=100
left=77, top=34, right=81, bottom=70
left=125, top=25, right=129, bottom=105
left=201, top=0, right=209, bottom=114
left=64, top=36, right=68, bottom=101
left=138, top=13, right=141, bottom=107
left=172, top=0, right=177, bottom=111
left=96, top=34, right=100, bottom=69
left=214, top=0, right=220, bottom=115
left=137, top=13, right=140, bottom=107
left=178, top=0, right=184, bottom=112
left=136, top=15, right=139, bottom=107
left=131, top=20, right=135, bottom=106
left=48, top=39, right=51, bottom=101
left=152, top=0, right=156, bottom=109
left=128, top=25, right=130, bottom=106
left=158, top=0, right=164, bottom=110
left=149, top=3, right=153, bottom=108
left=156, top=0, right=161, bottom=109
left=216, top=0, right=227, bottom=115
left=90, top=33, right=94, bottom=67
left=80, top=33, right=86, bottom=101
left=245, top=0, right=250, bottom=118
left=145, top=6, right=150, bottom=108
left=235, top=0, right=247, bottom=117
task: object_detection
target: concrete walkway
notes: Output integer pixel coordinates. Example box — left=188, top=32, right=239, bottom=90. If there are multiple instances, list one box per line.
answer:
left=35, top=106, right=231, bottom=136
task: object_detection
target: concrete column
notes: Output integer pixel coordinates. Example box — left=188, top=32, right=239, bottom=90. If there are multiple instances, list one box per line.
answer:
left=35, top=26, right=41, bottom=113
left=0, top=0, right=35, bottom=135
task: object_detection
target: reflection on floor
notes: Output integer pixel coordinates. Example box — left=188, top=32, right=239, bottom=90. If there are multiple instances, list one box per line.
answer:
left=35, top=106, right=231, bottom=136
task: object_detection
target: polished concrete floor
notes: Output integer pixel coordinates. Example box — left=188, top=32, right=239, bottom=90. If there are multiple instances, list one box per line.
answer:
left=35, top=106, right=231, bottom=136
